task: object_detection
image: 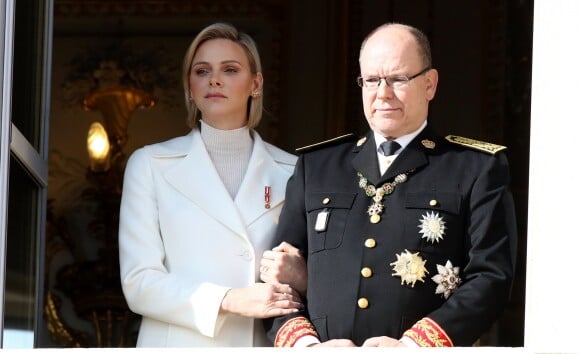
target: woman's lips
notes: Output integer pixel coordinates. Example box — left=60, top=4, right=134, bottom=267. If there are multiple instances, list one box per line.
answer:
left=205, top=93, right=226, bottom=98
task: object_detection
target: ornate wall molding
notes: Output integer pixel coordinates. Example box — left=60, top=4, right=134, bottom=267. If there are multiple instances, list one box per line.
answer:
left=55, top=0, right=287, bottom=17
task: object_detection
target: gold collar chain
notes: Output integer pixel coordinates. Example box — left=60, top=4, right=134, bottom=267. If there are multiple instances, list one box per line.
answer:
left=357, top=171, right=412, bottom=223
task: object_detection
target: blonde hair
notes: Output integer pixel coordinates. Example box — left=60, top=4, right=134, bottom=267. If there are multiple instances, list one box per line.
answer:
left=182, top=22, right=263, bottom=129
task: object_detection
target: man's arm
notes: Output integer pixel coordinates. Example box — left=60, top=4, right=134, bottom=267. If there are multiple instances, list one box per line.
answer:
left=404, top=152, right=517, bottom=346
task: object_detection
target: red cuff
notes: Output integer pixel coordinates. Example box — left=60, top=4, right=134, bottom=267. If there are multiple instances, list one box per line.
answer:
left=402, top=317, right=453, bottom=347
left=275, top=316, right=319, bottom=347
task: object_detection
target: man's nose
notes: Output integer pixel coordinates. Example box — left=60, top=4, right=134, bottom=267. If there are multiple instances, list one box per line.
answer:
left=376, top=79, right=394, bottom=98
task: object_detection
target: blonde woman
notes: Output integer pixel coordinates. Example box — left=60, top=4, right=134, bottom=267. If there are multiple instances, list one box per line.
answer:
left=119, top=23, right=303, bottom=347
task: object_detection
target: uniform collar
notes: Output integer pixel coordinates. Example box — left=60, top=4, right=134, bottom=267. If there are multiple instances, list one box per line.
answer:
left=353, top=123, right=440, bottom=185
left=373, top=120, right=427, bottom=154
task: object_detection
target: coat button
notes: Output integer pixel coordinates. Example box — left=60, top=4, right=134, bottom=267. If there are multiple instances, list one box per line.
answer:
left=364, top=238, right=376, bottom=248
left=241, top=249, right=252, bottom=261
left=322, top=197, right=330, bottom=205
left=358, top=297, right=369, bottom=309
left=361, top=267, right=372, bottom=278
left=429, top=199, right=438, bottom=206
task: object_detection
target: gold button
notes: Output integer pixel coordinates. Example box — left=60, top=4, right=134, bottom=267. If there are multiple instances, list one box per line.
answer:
left=370, top=214, right=381, bottom=223
left=364, top=238, right=376, bottom=248
left=322, top=197, right=330, bottom=205
left=358, top=297, right=369, bottom=309
left=361, top=267, right=372, bottom=278
left=429, top=199, right=438, bottom=206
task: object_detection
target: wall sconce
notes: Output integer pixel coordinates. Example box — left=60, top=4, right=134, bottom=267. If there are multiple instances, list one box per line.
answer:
left=47, top=42, right=171, bottom=346
left=87, top=122, right=111, bottom=172
left=45, top=86, right=155, bottom=347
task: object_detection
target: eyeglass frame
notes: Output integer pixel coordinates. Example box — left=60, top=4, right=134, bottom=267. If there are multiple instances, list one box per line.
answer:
left=356, top=67, right=432, bottom=89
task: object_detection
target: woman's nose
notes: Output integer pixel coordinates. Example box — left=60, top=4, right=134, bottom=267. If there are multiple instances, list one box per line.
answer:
left=209, top=77, right=223, bottom=87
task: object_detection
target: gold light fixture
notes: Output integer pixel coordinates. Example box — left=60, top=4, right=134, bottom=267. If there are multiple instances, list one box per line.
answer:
left=87, top=122, right=111, bottom=172
left=47, top=44, right=168, bottom=347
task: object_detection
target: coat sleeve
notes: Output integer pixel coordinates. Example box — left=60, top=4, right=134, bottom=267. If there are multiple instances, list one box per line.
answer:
left=405, top=152, right=517, bottom=346
left=264, top=155, right=319, bottom=346
left=118, top=148, right=229, bottom=338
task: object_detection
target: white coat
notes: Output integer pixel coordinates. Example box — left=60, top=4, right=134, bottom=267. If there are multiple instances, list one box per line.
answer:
left=119, top=129, right=297, bottom=347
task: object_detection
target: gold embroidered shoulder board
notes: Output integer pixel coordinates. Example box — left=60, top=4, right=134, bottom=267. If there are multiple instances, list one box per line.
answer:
left=296, top=133, right=357, bottom=154
left=445, top=135, right=507, bottom=155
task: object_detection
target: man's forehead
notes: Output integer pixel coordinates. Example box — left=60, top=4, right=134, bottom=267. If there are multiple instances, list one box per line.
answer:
left=361, top=43, right=417, bottom=66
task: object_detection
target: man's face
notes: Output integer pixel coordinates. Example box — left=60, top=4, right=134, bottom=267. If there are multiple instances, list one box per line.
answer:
left=359, top=27, right=438, bottom=138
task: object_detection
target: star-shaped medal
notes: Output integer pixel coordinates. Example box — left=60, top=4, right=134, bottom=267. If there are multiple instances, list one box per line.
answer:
left=431, top=260, right=462, bottom=299
left=418, top=211, right=446, bottom=243
left=390, top=250, right=428, bottom=287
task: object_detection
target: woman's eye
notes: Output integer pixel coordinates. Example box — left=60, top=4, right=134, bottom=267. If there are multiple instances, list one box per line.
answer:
left=194, top=68, right=209, bottom=76
left=224, top=67, right=238, bottom=73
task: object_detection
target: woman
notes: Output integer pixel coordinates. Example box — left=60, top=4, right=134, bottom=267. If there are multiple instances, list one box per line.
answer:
left=119, top=22, right=302, bottom=347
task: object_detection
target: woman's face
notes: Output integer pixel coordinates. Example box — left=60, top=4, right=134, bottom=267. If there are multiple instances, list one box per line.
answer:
left=189, top=38, right=262, bottom=130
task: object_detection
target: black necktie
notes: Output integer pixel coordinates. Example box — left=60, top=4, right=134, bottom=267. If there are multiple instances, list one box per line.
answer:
left=379, top=140, right=401, bottom=156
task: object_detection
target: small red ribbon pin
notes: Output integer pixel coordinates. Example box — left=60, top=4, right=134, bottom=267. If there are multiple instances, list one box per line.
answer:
left=264, top=186, right=271, bottom=209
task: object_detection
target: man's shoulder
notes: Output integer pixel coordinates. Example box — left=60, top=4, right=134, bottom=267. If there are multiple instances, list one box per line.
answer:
left=444, top=135, right=507, bottom=155
left=295, top=133, right=359, bottom=154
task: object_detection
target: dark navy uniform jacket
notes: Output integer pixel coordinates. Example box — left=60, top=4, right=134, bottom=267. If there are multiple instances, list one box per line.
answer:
left=265, top=125, right=517, bottom=346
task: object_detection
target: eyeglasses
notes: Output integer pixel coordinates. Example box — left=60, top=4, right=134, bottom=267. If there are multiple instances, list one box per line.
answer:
left=356, top=67, right=432, bottom=89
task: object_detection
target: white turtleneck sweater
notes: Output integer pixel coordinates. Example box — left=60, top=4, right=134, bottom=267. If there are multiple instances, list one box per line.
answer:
left=200, top=120, right=253, bottom=198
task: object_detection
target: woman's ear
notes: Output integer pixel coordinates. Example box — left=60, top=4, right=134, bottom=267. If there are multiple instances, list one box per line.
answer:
left=253, top=72, right=264, bottom=92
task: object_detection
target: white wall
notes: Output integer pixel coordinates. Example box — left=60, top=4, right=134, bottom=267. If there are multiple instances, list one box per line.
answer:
left=525, top=0, right=580, bottom=352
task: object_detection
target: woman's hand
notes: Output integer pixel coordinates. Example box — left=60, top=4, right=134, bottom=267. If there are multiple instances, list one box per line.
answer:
left=260, top=242, right=307, bottom=296
left=220, top=282, right=302, bottom=319
left=362, top=336, right=407, bottom=347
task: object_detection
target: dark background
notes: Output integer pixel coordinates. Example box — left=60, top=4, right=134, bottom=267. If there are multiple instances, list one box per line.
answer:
left=44, top=0, right=531, bottom=347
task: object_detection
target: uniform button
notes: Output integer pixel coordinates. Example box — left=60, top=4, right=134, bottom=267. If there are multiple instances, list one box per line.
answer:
left=364, top=238, right=376, bottom=248
left=429, top=199, right=438, bottom=206
left=358, top=297, right=369, bottom=309
left=322, top=197, right=330, bottom=205
left=361, top=267, right=372, bottom=278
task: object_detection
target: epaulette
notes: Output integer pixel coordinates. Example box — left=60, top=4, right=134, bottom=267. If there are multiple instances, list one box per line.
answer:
left=445, top=135, right=507, bottom=155
left=296, top=133, right=357, bottom=154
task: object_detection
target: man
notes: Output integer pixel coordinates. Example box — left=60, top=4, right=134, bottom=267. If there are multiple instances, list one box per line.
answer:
left=262, top=23, right=517, bottom=347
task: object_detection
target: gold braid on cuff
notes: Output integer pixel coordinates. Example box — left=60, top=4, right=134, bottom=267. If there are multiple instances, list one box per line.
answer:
left=274, top=316, right=319, bottom=347
left=402, top=317, right=454, bottom=347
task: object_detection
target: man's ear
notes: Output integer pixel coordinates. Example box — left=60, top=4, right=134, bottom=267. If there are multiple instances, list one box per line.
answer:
left=425, top=69, right=438, bottom=101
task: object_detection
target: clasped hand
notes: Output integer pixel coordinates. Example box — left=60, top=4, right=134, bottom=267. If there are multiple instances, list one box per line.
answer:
left=310, top=336, right=407, bottom=347
left=220, top=283, right=302, bottom=319
left=260, top=241, right=307, bottom=296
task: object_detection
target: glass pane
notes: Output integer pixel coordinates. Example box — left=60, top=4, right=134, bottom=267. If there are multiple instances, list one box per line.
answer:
left=3, top=155, right=39, bottom=348
left=10, top=0, right=44, bottom=149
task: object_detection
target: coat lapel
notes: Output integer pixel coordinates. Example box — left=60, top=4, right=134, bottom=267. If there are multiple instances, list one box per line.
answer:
left=163, top=130, right=248, bottom=239
left=234, top=132, right=290, bottom=227
left=352, top=127, right=441, bottom=185
left=381, top=126, right=440, bottom=183
left=351, top=132, right=382, bottom=184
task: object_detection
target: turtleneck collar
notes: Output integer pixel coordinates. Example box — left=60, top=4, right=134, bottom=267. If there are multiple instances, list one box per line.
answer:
left=199, top=119, right=253, bottom=153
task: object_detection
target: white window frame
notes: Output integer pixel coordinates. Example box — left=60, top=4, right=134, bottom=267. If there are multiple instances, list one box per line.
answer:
left=0, top=0, right=16, bottom=345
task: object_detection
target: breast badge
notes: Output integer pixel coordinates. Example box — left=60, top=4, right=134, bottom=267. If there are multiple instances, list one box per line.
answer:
left=418, top=211, right=446, bottom=243
left=431, top=260, right=462, bottom=299
left=390, top=250, right=428, bottom=287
